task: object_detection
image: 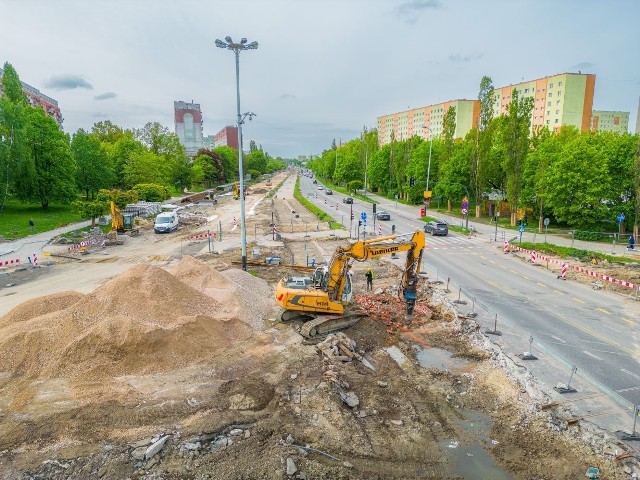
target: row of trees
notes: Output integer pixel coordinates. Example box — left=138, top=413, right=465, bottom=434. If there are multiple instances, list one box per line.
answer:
left=0, top=62, right=286, bottom=213
left=309, top=76, right=640, bottom=233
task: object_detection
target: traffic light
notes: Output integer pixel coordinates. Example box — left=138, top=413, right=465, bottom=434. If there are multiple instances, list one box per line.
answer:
left=409, top=176, right=415, bottom=187
left=373, top=203, right=377, bottom=214
left=351, top=212, right=354, bottom=220
left=392, top=225, right=396, bottom=234
left=358, top=220, right=362, bottom=227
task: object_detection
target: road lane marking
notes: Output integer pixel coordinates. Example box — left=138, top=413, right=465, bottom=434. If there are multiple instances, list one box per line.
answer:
left=622, top=318, right=636, bottom=326
left=572, top=297, right=585, bottom=304
left=617, top=386, right=640, bottom=393
left=551, top=335, right=567, bottom=344
left=499, top=264, right=506, bottom=269
left=510, top=270, right=518, bottom=274
left=583, top=351, right=603, bottom=361
left=601, top=324, right=621, bottom=333
left=522, top=275, right=530, bottom=280
left=536, top=282, right=547, bottom=288
left=553, top=290, right=565, bottom=295
left=621, top=369, right=640, bottom=380
left=480, top=255, right=487, bottom=260
left=596, top=308, right=611, bottom=315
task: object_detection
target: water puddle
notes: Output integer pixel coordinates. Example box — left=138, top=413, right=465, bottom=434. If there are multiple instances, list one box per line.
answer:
left=439, top=410, right=514, bottom=480
left=415, top=346, right=470, bottom=370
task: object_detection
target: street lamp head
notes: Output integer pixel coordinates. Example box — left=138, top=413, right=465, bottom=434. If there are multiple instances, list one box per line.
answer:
left=240, top=38, right=247, bottom=44
left=225, top=36, right=233, bottom=43
left=246, top=41, right=259, bottom=50
left=215, top=39, right=227, bottom=49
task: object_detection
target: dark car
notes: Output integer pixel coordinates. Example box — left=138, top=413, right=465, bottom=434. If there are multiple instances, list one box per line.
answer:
left=313, top=179, right=317, bottom=184
left=376, top=211, right=391, bottom=221
left=342, top=197, right=353, bottom=204
left=325, top=189, right=333, bottom=195
left=424, top=221, right=449, bottom=236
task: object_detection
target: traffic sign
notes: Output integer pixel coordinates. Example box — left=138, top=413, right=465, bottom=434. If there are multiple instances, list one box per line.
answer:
left=518, top=225, right=525, bottom=233
left=360, top=211, right=367, bottom=221
left=544, top=217, right=550, bottom=226
left=423, top=190, right=432, bottom=198
left=461, top=208, right=468, bottom=215
left=617, top=213, right=625, bottom=223
left=462, top=197, right=469, bottom=210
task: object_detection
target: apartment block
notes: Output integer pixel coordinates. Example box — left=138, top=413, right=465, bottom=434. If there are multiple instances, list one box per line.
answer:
left=174, top=100, right=203, bottom=157
left=493, top=73, right=595, bottom=133
left=213, top=126, right=239, bottom=149
left=0, top=67, right=63, bottom=126
left=591, top=111, right=629, bottom=133
left=378, top=99, right=479, bottom=146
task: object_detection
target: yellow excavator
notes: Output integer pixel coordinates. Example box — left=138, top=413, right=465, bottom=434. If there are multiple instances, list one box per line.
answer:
left=110, top=201, right=133, bottom=233
left=275, top=230, right=426, bottom=337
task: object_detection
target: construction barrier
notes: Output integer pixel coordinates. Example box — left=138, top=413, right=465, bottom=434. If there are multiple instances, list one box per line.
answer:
left=378, top=225, right=382, bottom=236
left=1, top=258, right=20, bottom=267
left=503, top=241, right=509, bottom=254
left=561, top=262, right=567, bottom=280
left=32, top=252, right=38, bottom=266
left=508, top=243, right=638, bottom=291
left=233, top=217, right=237, bottom=226
left=530, top=251, right=536, bottom=264
left=68, top=237, right=103, bottom=251
left=189, top=232, right=216, bottom=240
left=336, top=203, right=339, bottom=211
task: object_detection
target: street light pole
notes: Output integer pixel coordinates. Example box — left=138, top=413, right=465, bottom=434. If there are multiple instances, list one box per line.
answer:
left=216, top=36, right=258, bottom=271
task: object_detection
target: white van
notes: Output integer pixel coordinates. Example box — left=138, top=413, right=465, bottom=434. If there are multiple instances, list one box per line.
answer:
left=154, top=212, right=179, bottom=233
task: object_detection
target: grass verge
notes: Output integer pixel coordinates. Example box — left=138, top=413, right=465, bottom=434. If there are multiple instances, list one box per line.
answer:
left=294, top=177, right=344, bottom=229
left=518, top=242, right=636, bottom=264
left=0, top=200, right=83, bottom=239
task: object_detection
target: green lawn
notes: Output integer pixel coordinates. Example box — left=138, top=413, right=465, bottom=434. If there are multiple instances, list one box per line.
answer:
left=0, top=200, right=83, bottom=239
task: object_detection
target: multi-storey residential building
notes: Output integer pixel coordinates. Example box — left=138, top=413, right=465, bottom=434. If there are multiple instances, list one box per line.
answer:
left=203, top=135, right=215, bottom=150
left=378, top=99, right=479, bottom=146
left=213, top=126, right=239, bottom=149
left=493, top=73, right=595, bottom=133
left=591, top=110, right=630, bottom=133
left=174, top=100, right=203, bottom=157
left=0, top=67, right=63, bottom=126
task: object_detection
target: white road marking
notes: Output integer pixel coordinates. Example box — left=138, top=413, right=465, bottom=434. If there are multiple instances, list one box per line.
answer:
left=601, top=324, right=621, bottom=333
left=616, top=386, right=640, bottom=393
left=621, top=368, right=640, bottom=380
left=582, top=351, right=603, bottom=361
left=551, top=335, right=567, bottom=344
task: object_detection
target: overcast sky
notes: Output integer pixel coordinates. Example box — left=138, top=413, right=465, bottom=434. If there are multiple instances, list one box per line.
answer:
left=2, top=0, right=639, bottom=158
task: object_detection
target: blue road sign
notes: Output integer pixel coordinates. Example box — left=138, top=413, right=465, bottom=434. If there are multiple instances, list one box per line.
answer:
left=617, top=213, right=625, bottom=223
left=361, top=211, right=367, bottom=221
left=518, top=225, right=525, bottom=233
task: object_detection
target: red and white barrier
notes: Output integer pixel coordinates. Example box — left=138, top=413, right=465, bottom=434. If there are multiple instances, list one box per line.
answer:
left=68, top=238, right=101, bottom=251
left=233, top=217, right=237, bottom=226
left=32, top=252, right=38, bottom=266
left=561, top=262, right=567, bottom=280
left=189, top=232, right=216, bottom=240
left=530, top=251, right=536, bottom=264
left=378, top=225, right=382, bottom=236
left=1, top=258, right=20, bottom=267
left=273, top=224, right=278, bottom=235
left=507, top=243, right=638, bottom=290
left=503, top=241, right=509, bottom=254
left=336, top=203, right=339, bottom=210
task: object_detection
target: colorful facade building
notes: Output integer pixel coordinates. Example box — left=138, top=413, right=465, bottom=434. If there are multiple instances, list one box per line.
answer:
left=174, top=100, right=203, bottom=157
left=0, top=67, right=63, bottom=127
left=213, top=126, right=239, bottom=149
left=493, top=72, right=596, bottom=133
left=590, top=110, right=630, bottom=133
left=378, top=99, right=479, bottom=145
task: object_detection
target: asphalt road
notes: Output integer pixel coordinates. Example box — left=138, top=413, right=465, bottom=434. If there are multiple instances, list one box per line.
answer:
left=300, top=175, right=640, bottom=410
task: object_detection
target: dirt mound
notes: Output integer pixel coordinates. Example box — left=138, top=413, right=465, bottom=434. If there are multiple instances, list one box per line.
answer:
left=172, top=256, right=277, bottom=329
left=0, top=291, right=85, bottom=328
left=0, top=264, right=254, bottom=381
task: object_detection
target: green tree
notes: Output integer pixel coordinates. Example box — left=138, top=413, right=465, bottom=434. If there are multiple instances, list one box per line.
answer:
left=501, top=88, right=534, bottom=225
left=91, top=120, right=124, bottom=144
left=73, top=198, right=109, bottom=226
left=19, top=108, right=77, bottom=208
left=246, top=149, right=267, bottom=174
left=108, top=132, right=145, bottom=189
left=0, top=62, right=30, bottom=211
left=123, top=150, right=164, bottom=188
left=471, top=76, right=496, bottom=211
left=72, top=129, right=113, bottom=200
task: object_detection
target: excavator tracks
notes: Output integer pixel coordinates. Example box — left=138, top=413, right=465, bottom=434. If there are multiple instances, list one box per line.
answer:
left=299, top=313, right=366, bottom=339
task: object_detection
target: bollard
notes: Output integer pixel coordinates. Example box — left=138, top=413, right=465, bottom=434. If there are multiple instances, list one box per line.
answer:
left=621, top=404, right=640, bottom=441
left=453, top=286, right=467, bottom=304
left=467, top=298, right=478, bottom=318
left=445, top=277, right=450, bottom=293
left=485, top=314, right=502, bottom=336
left=518, top=336, right=538, bottom=360
left=554, top=366, right=578, bottom=394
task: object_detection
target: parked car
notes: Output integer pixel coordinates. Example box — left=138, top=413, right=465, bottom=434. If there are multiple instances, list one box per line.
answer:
left=376, top=211, right=391, bottom=221
left=325, top=189, right=333, bottom=195
left=317, top=185, right=323, bottom=190
left=424, top=221, right=449, bottom=236
left=342, top=197, right=354, bottom=204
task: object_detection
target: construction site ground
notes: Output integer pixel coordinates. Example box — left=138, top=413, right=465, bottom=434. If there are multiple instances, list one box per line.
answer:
left=0, top=173, right=638, bottom=479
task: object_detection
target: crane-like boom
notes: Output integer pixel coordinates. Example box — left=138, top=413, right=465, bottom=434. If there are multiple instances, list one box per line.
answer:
left=275, top=230, right=426, bottom=337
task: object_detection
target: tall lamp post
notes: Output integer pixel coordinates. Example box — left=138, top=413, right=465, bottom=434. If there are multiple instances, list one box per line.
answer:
left=215, top=36, right=258, bottom=271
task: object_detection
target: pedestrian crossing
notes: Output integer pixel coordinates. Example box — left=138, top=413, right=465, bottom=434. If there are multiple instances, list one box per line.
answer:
left=424, top=235, right=482, bottom=250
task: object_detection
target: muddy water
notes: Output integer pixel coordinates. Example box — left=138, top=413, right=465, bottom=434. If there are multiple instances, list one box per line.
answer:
left=416, top=347, right=515, bottom=479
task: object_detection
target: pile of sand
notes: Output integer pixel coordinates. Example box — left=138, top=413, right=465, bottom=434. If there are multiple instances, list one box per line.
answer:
left=0, top=260, right=275, bottom=382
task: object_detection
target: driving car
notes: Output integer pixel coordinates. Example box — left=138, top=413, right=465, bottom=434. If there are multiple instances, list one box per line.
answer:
left=342, top=197, right=353, bottom=204
left=376, top=211, right=391, bottom=221
left=317, top=185, right=323, bottom=190
left=325, top=189, right=333, bottom=195
left=424, top=221, right=449, bottom=236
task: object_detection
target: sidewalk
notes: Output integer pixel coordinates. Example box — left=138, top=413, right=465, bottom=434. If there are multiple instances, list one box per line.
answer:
left=0, top=220, right=92, bottom=260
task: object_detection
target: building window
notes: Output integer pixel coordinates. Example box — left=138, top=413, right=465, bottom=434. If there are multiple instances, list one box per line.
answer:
left=555, top=119, right=559, bottom=124
left=557, top=100, right=561, bottom=105
left=546, top=120, right=550, bottom=124
left=557, top=91, right=561, bottom=96
left=558, top=81, right=563, bottom=86
left=547, top=111, right=550, bottom=115
left=549, top=83, right=553, bottom=88
left=556, top=110, right=560, bottom=114
left=547, top=101, right=551, bottom=106
left=548, top=92, right=553, bottom=98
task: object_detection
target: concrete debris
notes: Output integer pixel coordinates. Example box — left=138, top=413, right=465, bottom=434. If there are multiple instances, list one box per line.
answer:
left=145, top=435, right=170, bottom=460
left=229, top=428, right=243, bottom=436
left=377, top=381, right=388, bottom=387
left=131, top=446, right=146, bottom=461
left=339, top=390, right=359, bottom=408
left=286, top=457, right=297, bottom=476
left=343, top=461, right=354, bottom=468
left=390, top=420, right=404, bottom=426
